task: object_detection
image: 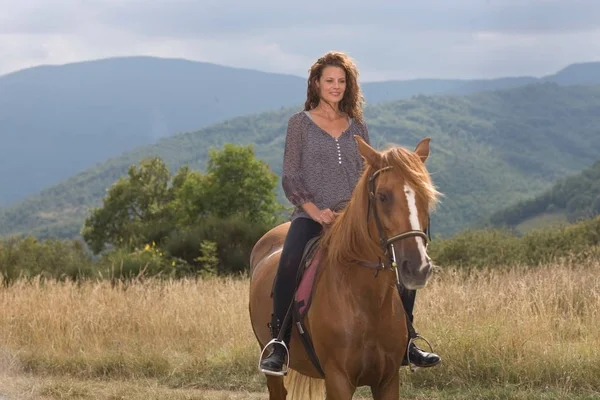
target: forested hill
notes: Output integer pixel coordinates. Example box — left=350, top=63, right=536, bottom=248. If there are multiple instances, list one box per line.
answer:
left=2, top=82, right=600, bottom=239
left=3, top=56, right=600, bottom=206
left=488, top=159, right=600, bottom=230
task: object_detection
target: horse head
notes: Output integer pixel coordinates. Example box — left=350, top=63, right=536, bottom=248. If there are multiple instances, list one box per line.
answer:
left=354, top=135, right=441, bottom=290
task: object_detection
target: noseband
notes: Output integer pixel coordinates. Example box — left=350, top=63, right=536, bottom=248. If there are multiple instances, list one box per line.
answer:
left=366, top=166, right=431, bottom=277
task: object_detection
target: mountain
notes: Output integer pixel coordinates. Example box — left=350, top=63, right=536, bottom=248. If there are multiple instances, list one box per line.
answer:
left=3, top=56, right=600, bottom=206
left=542, top=62, right=600, bottom=85
left=2, top=82, right=600, bottom=239
left=362, top=61, right=600, bottom=102
left=487, top=159, right=600, bottom=233
left=0, top=56, right=304, bottom=206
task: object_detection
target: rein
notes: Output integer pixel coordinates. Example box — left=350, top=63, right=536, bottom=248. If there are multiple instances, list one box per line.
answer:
left=362, top=166, right=431, bottom=276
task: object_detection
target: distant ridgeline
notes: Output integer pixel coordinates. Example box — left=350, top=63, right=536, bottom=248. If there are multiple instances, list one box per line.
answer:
left=487, top=159, right=600, bottom=230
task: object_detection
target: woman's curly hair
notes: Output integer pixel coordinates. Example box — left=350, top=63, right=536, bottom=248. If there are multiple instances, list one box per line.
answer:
left=304, top=51, right=365, bottom=124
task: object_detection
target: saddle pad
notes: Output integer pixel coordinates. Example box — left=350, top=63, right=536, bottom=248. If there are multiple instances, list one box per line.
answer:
left=295, top=248, right=322, bottom=318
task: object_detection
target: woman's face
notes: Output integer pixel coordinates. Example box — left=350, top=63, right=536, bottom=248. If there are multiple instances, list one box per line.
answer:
left=317, top=66, right=346, bottom=105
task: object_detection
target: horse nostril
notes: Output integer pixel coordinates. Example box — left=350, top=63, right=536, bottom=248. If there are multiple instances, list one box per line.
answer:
left=424, top=261, right=433, bottom=275
left=401, top=259, right=411, bottom=276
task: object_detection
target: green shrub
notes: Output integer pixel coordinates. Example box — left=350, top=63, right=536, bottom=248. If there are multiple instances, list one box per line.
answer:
left=521, top=216, right=600, bottom=265
left=429, top=228, right=522, bottom=268
left=195, top=240, right=219, bottom=277
left=0, top=236, right=93, bottom=285
left=163, top=215, right=271, bottom=276
left=94, top=242, right=185, bottom=281
left=430, top=216, right=600, bottom=269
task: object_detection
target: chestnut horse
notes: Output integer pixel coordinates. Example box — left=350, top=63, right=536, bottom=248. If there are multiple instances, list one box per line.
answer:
left=248, top=135, right=441, bottom=399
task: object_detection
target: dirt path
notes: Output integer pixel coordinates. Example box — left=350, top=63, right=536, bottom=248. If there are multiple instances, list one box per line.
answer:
left=0, top=374, right=372, bottom=399
left=0, top=374, right=270, bottom=400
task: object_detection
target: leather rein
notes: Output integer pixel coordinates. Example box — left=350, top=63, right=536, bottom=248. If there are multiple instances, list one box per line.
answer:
left=361, top=165, right=431, bottom=282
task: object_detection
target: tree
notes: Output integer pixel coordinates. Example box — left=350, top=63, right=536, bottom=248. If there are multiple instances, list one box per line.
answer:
left=81, top=157, right=175, bottom=253
left=201, top=143, right=284, bottom=225
left=167, top=166, right=209, bottom=226
left=81, top=144, right=284, bottom=255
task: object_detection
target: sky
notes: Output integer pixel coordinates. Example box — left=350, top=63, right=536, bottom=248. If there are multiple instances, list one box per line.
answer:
left=2, top=0, right=600, bottom=82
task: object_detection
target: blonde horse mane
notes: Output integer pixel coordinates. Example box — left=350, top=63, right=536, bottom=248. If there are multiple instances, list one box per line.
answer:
left=319, top=144, right=441, bottom=268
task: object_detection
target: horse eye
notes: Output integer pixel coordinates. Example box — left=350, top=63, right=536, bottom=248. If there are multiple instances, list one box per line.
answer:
left=378, top=193, right=387, bottom=202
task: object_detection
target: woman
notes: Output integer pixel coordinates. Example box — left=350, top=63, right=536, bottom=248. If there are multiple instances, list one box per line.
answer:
left=259, top=51, right=440, bottom=375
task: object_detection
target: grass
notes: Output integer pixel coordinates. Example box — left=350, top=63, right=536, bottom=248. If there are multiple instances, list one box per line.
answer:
left=1, top=258, right=600, bottom=399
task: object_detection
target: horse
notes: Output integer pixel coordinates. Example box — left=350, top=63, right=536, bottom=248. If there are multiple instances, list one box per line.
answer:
left=248, top=135, right=441, bottom=399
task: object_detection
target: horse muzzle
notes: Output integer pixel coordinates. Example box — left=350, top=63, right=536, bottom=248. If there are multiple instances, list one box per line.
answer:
left=398, top=258, right=432, bottom=290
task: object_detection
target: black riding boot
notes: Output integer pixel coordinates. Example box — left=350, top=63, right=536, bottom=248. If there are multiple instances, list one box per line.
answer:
left=259, top=313, right=292, bottom=375
left=400, top=288, right=441, bottom=368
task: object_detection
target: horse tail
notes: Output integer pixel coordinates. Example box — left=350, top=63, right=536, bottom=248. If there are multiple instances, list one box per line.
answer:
left=283, top=369, right=326, bottom=400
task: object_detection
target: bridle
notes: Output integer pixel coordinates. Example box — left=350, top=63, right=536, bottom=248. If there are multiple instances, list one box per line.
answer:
left=365, top=165, right=431, bottom=281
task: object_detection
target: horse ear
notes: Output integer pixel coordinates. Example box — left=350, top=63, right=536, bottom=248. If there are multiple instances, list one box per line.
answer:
left=414, top=137, right=430, bottom=163
left=354, top=135, right=382, bottom=168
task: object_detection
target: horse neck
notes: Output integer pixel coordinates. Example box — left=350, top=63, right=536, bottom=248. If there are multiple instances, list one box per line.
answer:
left=320, top=189, right=383, bottom=271
left=316, top=176, right=401, bottom=310
left=318, top=255, right=400, bottom=319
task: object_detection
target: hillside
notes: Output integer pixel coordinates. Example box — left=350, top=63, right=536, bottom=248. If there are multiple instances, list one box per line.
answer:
left=488, top=159, right=600, bottom=231
left=2, top=82, right=600, bottom=239
left=3, top=56, right=600, bottom=206
left=0, top=56, right=304, bottom=206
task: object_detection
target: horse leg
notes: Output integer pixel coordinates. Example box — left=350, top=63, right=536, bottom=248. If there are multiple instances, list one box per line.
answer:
left=323, top=369, right=356, bottom=400
left=266, top=375, right=287, bottom=400
left=370, top=373, right=400, bottom=400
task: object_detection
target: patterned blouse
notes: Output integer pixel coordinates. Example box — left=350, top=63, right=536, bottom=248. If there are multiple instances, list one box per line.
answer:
left=282, top=110, right=371, bottom=221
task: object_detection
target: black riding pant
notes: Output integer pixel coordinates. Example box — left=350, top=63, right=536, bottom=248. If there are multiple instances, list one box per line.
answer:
left=400, top=288, right=416, bottom=322
left=272, top=217, right=322, bottom=328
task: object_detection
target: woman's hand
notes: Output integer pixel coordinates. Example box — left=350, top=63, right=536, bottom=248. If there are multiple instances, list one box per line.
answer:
left=318, top=208, right=335, bottom=226
left=301, top=202, right=334, bottom=226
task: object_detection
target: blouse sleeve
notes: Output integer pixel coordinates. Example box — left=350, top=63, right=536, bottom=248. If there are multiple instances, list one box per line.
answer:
left=359, top=121, right=371, bottom=145
left=281, top=114, right=315, bottom=207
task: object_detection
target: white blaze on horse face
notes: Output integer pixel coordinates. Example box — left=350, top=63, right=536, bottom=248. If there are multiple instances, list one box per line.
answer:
left=404, top=184, right=427, bottom=264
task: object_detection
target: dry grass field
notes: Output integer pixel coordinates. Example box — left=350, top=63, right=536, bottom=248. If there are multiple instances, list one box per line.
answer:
left=1, top=258, right=599, bottom=399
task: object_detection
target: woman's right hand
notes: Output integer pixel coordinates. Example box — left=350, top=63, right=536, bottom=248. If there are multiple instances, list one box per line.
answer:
left=302, top=202, right=334, bottom=226
left=317, top=208, right=335, bottom=226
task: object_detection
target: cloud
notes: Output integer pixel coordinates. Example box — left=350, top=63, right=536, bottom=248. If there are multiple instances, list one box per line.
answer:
left=1, top=0, right=600, bottom=80
left=7, top=0, right=597, bottom=36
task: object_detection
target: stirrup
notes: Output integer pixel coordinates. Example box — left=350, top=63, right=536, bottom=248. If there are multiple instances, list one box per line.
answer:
left=406, top=334, right=435, bottom=373
left=258, top=338, right=290, bottom=376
